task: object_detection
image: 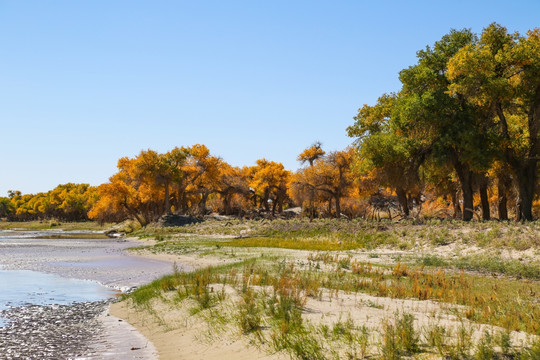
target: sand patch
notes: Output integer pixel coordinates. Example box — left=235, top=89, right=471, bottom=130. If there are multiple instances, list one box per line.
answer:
left=110, top=301, right=284, bottom=360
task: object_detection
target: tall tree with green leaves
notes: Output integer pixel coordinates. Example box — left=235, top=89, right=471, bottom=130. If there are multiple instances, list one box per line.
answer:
left=348, top=93, right=423, bottom=217
left=395, top=29, right=496, bottom=221
left=448, top=23, right=540, bottom=220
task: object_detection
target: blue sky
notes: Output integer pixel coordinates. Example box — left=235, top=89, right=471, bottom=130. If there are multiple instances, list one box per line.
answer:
left=1, top=1, right=539, bottom=195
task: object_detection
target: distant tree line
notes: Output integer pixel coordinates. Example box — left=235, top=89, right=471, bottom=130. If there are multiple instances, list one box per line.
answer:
left=0, top=184, right=98, bottom=221
left=1, top=24, right=538, bottom=224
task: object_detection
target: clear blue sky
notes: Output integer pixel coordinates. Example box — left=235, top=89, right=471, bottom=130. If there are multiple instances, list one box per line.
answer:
left=1, top=1, right=539, bottom=195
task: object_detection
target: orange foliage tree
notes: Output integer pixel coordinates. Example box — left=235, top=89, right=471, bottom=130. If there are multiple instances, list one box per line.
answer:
left=290, top=147, right=355, bottom=218
left=181, top=144, right=222, bottom=215
left=89, top=145, right=252, bottom=224
left=89, top=151, right=165, bottom=225
left=246, top=159, right=290, bottom=215
left=215, top=163, right=250, bottom=215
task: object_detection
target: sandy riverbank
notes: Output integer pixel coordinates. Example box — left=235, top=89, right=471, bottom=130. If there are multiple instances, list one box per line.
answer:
left=107, top=232, right=539, bottom=360
left=110, top=300, right=282, bottom=360
left=109, top=245, right=282, bottom=360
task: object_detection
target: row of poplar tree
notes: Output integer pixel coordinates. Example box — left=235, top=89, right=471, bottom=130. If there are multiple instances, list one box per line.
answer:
left=1, top=24, right=538, bottom=223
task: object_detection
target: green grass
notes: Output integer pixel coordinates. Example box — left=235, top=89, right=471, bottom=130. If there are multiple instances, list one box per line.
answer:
left=132, top=218, right=540, bottom=252
left=128, top=253, right=540, bottom=335
left=123, top=251, right=540, bottom=359
left=122, top=218, right=540, bottom=358
left=128, top=258, right=258, bottom=307
left=418, top=254, right=540, bottom=280
left=212, top=232, right=398, bottom=251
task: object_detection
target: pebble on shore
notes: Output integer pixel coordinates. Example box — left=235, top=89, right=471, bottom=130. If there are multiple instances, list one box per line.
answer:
left=0, top=300, right=112, bottom=360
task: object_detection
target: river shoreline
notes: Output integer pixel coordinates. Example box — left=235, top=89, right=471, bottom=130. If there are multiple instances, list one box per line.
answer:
left=0, top=230, right=181, bottom=359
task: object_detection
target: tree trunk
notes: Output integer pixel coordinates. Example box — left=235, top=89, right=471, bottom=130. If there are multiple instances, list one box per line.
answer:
left=497, top=98, right=539, bottom=221
left=327, top=198, right=332, bottom=217
left=164, top=182, right=171, bottom=215
left=223, top=198, right=230, bottom=215
left=223, top=193, right=232, bottom=215
left=478, top=176, right=490, bottom=221
left=454, top=161, right=474, bottom=221
left=451, top=190, right=462, bottom=219
left=516, top=166, right=536, bottom=221
left=173, top=184, right=188, bottom=214
left=124, top=203, right=147, bottom=227
left=198, top=192, right=208, bottom=215
left=497, top=175, right=509, bottom=221
left=396, top=188, right=409, bottom=217
left=309, top=188, right=315, bottom=220
left=334, top=194, right=341, bottom=218
left=179, top=191, right=189, bottom=214
left=516, top=99, right=539, bottom=221
left=462, top=177, right=474, bottom=222
left=261, top=189, right=270, bottom=211
left=251, top=193, right=258, bottom=208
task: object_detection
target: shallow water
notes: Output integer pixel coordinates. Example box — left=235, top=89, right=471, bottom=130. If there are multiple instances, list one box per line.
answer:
left=0, top=269, right=115, bottom=309
left=0, top=230, right=182, bottom=290
left=0, top=231, right=118, bottom=315
left=0, top=230, right=174, bottom=324
left=0, top=230, right=163, bottom=359
left=0, top=269, right=116, bottom=327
